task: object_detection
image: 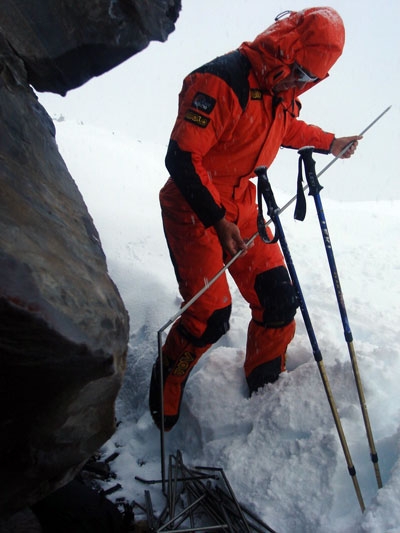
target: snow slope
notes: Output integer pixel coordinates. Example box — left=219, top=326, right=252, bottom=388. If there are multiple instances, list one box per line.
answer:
left=48, top=118, right=400, bottom=532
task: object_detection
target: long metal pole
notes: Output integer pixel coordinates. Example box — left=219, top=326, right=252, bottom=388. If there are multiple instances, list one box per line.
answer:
left=156, top=105, right=391, bottom=490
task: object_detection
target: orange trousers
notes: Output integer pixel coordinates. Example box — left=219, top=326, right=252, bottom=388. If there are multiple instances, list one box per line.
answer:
left=159, top=179, right=296, bottom=413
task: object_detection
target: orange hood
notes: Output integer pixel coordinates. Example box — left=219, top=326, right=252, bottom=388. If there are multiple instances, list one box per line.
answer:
left=239, top=7, right=345, bottom=92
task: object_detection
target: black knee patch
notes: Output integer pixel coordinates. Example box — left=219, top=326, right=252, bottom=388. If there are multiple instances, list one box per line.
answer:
left=179, top=305, right=231, bottom=347
left=254, top=266, right=298, bottom=328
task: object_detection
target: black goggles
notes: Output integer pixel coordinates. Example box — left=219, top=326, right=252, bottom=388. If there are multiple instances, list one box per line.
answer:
left=293, top=63, right=318, bottom=83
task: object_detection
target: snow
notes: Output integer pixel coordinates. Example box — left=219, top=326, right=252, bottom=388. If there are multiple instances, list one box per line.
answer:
left=36, top=1, right=400, bottom=529
left=43, top=119, right=400, bottom=532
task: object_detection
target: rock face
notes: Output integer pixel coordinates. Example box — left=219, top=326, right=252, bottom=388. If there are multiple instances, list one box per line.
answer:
left=0, top=39, right=129, bottom=517
left=0, top=0, right=181, bottom=95
left=0, top=0, right=180, bottom=518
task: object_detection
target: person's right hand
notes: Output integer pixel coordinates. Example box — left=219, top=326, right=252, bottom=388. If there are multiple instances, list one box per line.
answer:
left=330, top=135, right=363, bottom=158
left=214, top=218, right=248, bottom=257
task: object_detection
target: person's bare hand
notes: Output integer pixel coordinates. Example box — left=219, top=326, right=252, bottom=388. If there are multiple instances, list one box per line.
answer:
left=214, top=218, right=248, bottom=256
left=331, top=135, right=363, bottom=159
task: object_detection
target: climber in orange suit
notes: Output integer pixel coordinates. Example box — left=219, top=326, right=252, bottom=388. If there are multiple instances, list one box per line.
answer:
left=149, top=7, right=362, bottom=431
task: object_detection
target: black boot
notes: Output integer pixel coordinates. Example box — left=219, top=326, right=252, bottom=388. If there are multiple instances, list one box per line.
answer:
left=246, top=357, right=282, bottom=397
left=149, top=358, right=180, bottom=432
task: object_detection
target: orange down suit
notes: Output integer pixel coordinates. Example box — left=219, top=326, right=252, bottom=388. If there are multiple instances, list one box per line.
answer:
left=155, top=7, right=345, bottom=421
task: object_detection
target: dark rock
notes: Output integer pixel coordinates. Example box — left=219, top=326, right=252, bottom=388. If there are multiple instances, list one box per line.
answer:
left=0, top=0, right=181, bottom=95
left=32, top=480, right=126, bottom=533
left=0, top=508, right=43, bottom=533
left=0, top=0, right=181, bottom=518
left=0, top=33, right=129, bottom=516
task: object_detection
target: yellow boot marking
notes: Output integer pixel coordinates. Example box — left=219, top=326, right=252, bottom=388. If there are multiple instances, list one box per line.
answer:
left=172, top=351, right=195, bottom=377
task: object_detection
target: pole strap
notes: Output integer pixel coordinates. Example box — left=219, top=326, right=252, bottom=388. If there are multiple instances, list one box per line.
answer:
left=256, top=165, right=280, bottom=243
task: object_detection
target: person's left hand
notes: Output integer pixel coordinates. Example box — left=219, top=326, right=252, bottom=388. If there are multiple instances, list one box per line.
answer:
left=331, top=135, right=363, bottom=158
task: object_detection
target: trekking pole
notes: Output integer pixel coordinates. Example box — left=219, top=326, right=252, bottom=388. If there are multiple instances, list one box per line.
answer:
left=155, top=105, right=390, bottom=494
left=255, top=165, right=366, bottom=513
left=296, top=146, right=383, bottom=489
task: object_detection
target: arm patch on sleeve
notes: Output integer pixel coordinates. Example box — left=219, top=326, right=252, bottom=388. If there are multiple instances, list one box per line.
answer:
left=184, top=110, right=210, bottom=128
left=191, top=92, right=216, bottom=114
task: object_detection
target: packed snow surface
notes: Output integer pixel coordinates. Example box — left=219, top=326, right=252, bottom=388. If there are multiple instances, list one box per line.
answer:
left=48, top=118, right=400, bottom=533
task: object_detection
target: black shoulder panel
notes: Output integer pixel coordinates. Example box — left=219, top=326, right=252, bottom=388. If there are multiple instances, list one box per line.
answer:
left=191, top=50, right=251, bottom=111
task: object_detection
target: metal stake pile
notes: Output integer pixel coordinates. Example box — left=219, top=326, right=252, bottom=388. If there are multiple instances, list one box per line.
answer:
left=137, top=450, right=278, bottom=532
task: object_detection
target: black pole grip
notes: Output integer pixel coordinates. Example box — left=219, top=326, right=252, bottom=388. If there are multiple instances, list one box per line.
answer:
left=298, top=146, right=323, bottom=197
left=255, top=166, right=279, bottom=216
